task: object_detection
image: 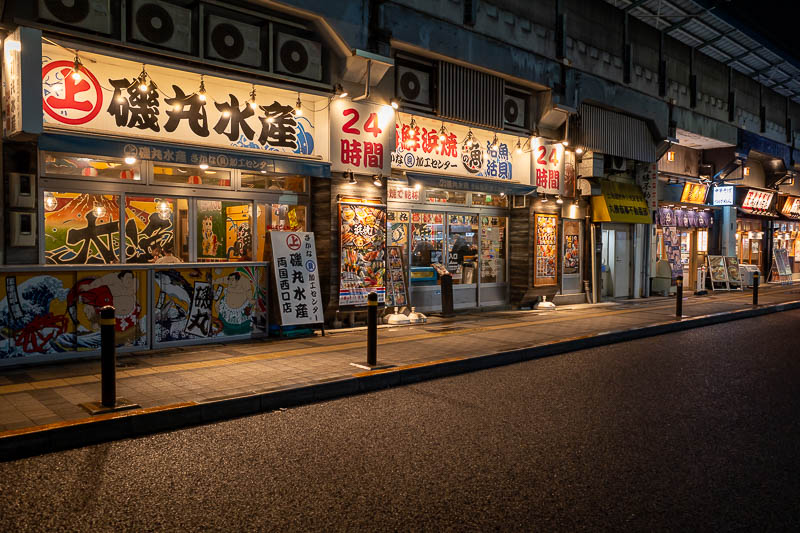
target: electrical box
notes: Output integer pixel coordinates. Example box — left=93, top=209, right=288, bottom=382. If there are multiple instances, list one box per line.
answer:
left=9, top=211, right=36, bottom=247
left=8, top=172, right=36, bottom=208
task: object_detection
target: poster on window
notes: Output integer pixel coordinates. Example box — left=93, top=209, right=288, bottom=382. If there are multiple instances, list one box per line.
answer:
left=386, top=246, right=409, bottom=308
left=196, top=200, right=252, bottom=262
left=330, top=99, right=394, bottom=175
left=662, top=226, right=683, bottom=280
left=563, top=220, right=580, bottom=275
left=40, top=44, right=321, bottom=158
left=534, top=213, right=558, bottom=285
left=268, top=232, right=323, bottom=326
left=339, top=203, right=386, bottom=306
left=532, top=140, right=565, bottom=195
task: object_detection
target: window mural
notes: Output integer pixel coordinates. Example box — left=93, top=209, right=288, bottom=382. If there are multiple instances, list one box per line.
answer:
left=196, top=200, right=252, bottom=262
left=44, top=192, right=121, bottom=264
left=125, top=196, right=175, bottom=263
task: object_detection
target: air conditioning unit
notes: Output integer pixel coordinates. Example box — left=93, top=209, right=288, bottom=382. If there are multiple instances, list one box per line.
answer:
left=604, top=154, right=627, bottom=173
left=396, top=64, right=432, bottom=107
left=205, top=14, right=263, bottom=68
left=503, top=90, right=527, bottom=129
left=130, top=0, right=193, bottom=54
left=274, top=32, right=322, bottom=81
left=38, top=0, right=112, bottom=35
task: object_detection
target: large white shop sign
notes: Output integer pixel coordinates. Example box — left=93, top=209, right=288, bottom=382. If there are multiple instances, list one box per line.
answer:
left=40, top=43, right=326, bottom=159
left=391, top=113, right=531, bottom=184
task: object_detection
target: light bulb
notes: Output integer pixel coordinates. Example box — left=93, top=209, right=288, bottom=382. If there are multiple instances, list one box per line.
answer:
left=124, top=156, right=136, bottom=164
left=93, top=204, right=106, bottom=218
left=439, top=134, right=446, bottom=142
left=139, top=82, right=148, bottom=92
left=199, top=163, right=209, bottom=170
left=198, top=93, right=206, bottom=102
left=222, top=110, right=231, bottom=118
left=249, top=100, right=257, bottom=110
left=44, top=195, right=57, bottom=211
left=294, top=106, right=302, bottom=116
left=267, top=116, right=275, bottom=124
left=173, top=104, right=182, bottom=111
left=71, top=70, right=81, bottom=81
left=575, top=147, right=584, bottom=154
left=414, top=183, right=421, bottom=190
left=116, top=96, right=125, bottom=103
left=390, top=99, right=399, bottom=109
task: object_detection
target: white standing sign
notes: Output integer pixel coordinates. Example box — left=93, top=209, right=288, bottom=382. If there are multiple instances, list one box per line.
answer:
left=269, top=232, right=324, bottom=326
left=330, top=98, right=395, bottom=175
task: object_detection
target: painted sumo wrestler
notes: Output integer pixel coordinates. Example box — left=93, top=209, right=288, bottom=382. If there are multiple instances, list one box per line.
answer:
left=216, top=271, right=254, bottom=336
left=77, top=271, right=142, bottom=345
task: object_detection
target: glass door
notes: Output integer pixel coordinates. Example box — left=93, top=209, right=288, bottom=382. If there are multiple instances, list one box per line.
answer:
left=446, top=214, right=479, bottom=285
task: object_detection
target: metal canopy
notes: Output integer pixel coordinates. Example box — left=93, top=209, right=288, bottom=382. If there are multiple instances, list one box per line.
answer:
left=607, top=0, right=800, bottom=103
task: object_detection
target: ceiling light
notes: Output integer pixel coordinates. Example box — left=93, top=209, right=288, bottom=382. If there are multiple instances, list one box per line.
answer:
left=556, top=196, right=564, bottom=205
left=124, top=156, right=137, bottom=165
left=373, top=175, right=383, bottom=187
left=575, top=147, right=584, bottom=154
left=199, top=163, right=209, bottom=170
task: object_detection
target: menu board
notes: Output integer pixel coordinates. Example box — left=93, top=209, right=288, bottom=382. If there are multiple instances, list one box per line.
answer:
left=725, top=256, right=742, bottom=283
left=563, top=220, right=580, bottom=275
left=534, top=213, right=558, bottom=285
left=339, top=202, right=386, bottom=306
left=774, top=248, right=792, bottom=277
left=269, top=232, right=324, bottom=326
left=707, top=255, right=729, bottom=283
left=742, top=190, right=774, bottom=211
left=386, top=246, right=409, bottom=308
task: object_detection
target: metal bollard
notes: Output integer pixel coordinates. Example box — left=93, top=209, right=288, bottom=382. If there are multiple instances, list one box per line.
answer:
left=675, top=275, right=683, bottom=318
left=440, top=273, right=454, bottom=318
left=753, top=272, right=759, bottom=306
left=367, top=292, right=377, bottom=366
left=100, top=306, right=116, bottom=408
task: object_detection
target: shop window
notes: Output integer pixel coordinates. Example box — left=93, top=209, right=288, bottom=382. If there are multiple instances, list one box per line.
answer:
left=42, top=152, right=142, bottom=182
left=124, top=196, right=189, bottom=263
left=241, top=172, right=306, bottom=193
left=154, top=164, right=232, bottom=188
left=447, top=215, right=479, bottom=284
left=471, top=192, right=508, bottom=208
left=256, top=203, right=307, bottom=261
left=425, top=188, right=467, bottom=204
left=481, top=216, right=507, bottom=283
left=196, top=200, right=252, bottom=262
left=44, top=192, right=121, bottom=264
left=411, top=212, right=445, bottom=268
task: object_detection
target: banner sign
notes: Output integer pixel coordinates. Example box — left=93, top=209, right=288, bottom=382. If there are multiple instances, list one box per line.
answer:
left=330, top=98, right=394, bottom=175
left=662, top=226, right=683, bottom=280
left=532, top=140, right=565, bottom=195
left=680, top=182, right=708, bottom=204
left=656, top=207, right=712, bottom=228
left=339, top=203, right=386, bottom=306
left=780, top=196, right=800, bottom=218
left=741, top=189, right=774, bottom=211
left=41, top=43, right=323, bottom=158
left=591, top=181, right=651, bottom=224
left=269, top=232, right=323, bottom=326
left=391, top=112, right=530, bottom=184
left=712, top=185, right=734, bottom=206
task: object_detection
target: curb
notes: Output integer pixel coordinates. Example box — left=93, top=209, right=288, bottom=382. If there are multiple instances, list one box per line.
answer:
left=2, top=299, right=799, bottom=461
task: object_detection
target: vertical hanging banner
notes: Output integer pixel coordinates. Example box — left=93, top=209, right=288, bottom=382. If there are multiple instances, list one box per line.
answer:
left=339, top=202, right=386, bottom=306
left=3, top=27, right=43, bottom=138
left=532, top=140, right=565, bottom=195
left=330, top=98, right=395, bottom=175
left=269, top=232, right=323, bottom=326
left=534, top=213, right=558, bottom=285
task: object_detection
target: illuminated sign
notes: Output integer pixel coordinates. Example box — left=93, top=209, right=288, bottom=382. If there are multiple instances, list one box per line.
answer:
left=711, top=185, right=734, bottom=206
left=742, top=189, right=774, bottom=210
left=680, top=182, right=708, bottom=204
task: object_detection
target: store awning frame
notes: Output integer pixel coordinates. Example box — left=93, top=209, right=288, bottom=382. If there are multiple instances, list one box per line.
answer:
left=404, top=172, right=538, bottom=196
left=39, top=133, right=331, bottom=178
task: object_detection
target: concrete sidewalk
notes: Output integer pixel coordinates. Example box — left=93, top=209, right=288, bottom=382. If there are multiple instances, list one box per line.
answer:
left=1, top=283, right=799, bottom=459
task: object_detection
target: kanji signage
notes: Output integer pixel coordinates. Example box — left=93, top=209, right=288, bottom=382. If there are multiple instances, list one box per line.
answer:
left=339, top=202, right=386, bottom=306
left=741, top=189, right=774, bottom=211
left=391, top=113, right=531, bottom=184
left=387, top=182, right=420, bottom=202
left=330, top=98, right=394, bottom=175
left=781, top=196, right=800, bottom=218
left=3, top=27, right=42, bottom=138
left=269, top=231, right=323, bottom=326
left=712, top=185, right=734, bottom=206
left=40, top=44, right=321, bottom=157
left=532, top=140, right=565, bottom=195
left=680, top=182, right=708, bottom=205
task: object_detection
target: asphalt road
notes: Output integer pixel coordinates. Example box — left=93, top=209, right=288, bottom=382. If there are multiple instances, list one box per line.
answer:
left=2, top=310, right=800, bottom=532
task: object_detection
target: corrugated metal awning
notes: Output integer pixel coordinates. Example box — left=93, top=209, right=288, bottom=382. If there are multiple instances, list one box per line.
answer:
left=576, top=104, right=657, bottom=163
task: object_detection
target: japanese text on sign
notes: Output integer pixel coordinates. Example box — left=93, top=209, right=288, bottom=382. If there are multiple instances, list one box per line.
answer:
left=533, top=141, right=564, bottom=195
left=330, top=99, right=394, bottom=175
left=269, top=232, right=324, bottom=326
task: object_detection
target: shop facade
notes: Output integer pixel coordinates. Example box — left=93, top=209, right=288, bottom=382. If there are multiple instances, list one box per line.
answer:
left=734, top=187, right=779, bottom=276
left=776, top=196, right=800, bottom=278
left=1, top=32, right=329, bottom=363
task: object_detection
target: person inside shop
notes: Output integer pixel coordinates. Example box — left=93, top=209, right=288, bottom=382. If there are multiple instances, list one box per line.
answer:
left=155, top=243, right=182, bottom=264
left=412, top=238, right=434, bottom=266
left=149, top=244, right=163, bottom=263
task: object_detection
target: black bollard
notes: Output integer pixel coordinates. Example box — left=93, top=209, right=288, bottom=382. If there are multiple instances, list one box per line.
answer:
left=100, top=306, right=116, bottom=408
left=676, top=275, right=683, bottom=318
left=440, top=273, right=454, bottom=318
left=367, top=292, right=377, bottom=366
left=753, top=272, right=759, bottom=306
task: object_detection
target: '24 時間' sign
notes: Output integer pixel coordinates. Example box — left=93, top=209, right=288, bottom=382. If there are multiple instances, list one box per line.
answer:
left=40, top=44, right=318, bottom=157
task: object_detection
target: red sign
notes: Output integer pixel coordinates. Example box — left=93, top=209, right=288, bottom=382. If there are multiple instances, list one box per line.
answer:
left=533, top=141, right=565, bottom=195
left=286, top=233, right=302, bottom=251
left=42, top=61, right=103, bottom=125
left=742, top=190, right=773, bottom=211
left=330, top=99, right=394, bottom=175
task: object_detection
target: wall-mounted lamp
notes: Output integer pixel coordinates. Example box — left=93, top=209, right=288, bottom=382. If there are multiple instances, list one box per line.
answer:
left=744, top=166, right=751, bottom=176
left=390, top=98, right=400, bottom=110
left=372, top=175, right=383, bottom=187
left=667, top=151, right=676, bottom=162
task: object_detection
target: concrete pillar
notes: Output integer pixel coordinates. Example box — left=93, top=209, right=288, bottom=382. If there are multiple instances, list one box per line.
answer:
left=720, top=206, right=737, bottom=256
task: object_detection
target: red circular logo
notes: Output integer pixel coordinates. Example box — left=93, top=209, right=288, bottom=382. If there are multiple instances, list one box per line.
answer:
left=286, top=234, right=302, bottom=251
left=42, top=61, right=103, bottom=125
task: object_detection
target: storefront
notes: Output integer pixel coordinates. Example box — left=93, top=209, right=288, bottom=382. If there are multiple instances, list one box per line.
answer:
left=1, top=36, right=329, bottom=363
left=775, top=196, right=800, bottom=277
left=590, top=179, right=652, bottom=299
left=654, top=181, right=715, bottom=289
left=735, top=187, right=779, bottom=274
left=385, top=114, right=535, bottom=312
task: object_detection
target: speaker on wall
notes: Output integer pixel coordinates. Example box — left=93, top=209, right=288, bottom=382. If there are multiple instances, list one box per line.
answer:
left=274, top=32, right=322, bottom=81
left=38, top=0, right=112, bottom=35
left=395, top=64, right=431, bottom=107
left=205, top=14, right=263, bottom=68
left=129, top=0, right=193, bottom=54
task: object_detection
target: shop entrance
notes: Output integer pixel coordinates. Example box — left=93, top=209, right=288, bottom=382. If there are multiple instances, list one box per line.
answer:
left=601, top=224, right=632, bottom=299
